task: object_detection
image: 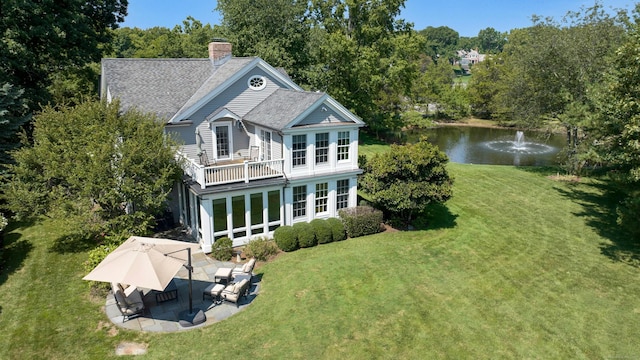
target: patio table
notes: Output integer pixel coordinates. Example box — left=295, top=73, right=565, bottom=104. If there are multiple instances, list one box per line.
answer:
left=214, top=267, right=233, bottom=284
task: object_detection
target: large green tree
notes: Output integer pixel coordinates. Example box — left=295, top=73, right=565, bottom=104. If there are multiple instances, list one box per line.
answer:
left=359, top=139, right=453, bottom=227
left=3, top=100, right=182, bottom=239
left=588, top=7, right=640, bottom=235
left=418, top=25, right=459, bottom=63
left=215, top=0, right=311, bottom=83
left=306, top=0, right=424, bottom=135
left=0, top=0, right=128, bottom=169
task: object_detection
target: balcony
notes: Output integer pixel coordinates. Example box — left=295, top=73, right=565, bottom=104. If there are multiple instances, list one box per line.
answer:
left=182, top=155, right=285, bottom=189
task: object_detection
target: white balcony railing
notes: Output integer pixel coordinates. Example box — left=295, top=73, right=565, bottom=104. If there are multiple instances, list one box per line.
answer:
left=182, top=156, right=285, bottom=189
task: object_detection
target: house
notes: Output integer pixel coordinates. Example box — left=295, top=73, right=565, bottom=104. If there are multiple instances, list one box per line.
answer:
left=100, top=42, right=365, bottom=252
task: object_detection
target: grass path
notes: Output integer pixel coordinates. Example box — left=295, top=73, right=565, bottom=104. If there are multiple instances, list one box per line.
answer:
left=1, top=164, right=639, bottom=359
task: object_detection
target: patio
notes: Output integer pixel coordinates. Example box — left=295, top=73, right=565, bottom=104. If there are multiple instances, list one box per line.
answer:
left=103, top=251, right=259, bottom=332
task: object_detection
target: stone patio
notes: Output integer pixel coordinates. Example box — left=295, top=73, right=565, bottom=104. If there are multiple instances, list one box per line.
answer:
left=104, top=251, right=259, bottom=332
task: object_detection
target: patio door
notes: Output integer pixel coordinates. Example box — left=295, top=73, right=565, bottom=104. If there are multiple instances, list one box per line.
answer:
left=259, top=129, right=272, bottom=161
left=213, top=124, right=231, bottom=160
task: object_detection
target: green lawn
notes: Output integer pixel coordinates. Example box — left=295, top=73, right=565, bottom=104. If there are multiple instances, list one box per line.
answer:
left=2, top=164, right=639, bottom=359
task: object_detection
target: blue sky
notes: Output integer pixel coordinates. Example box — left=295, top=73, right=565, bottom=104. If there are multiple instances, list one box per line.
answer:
left=122, top=0, right=635, bottom=37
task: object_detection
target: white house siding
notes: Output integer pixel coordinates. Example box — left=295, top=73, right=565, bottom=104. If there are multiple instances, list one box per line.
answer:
left=190, top=68, right=286, bottom=121
left=297, top=105, right=350, bottom=126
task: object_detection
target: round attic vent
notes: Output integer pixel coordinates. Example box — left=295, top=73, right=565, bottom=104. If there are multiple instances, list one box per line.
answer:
left=248, top=75, right=266, bottom=90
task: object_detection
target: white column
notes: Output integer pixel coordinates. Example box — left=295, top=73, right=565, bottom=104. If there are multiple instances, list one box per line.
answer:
left=200, top=198, right=214, bottom=253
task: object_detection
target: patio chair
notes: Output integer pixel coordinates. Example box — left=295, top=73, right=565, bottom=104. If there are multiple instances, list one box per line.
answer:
left=112, top=283, right=144, bottom=321
left=221, top=278, right=251, bottom=308
left=232, top=257, right=256, bottom=277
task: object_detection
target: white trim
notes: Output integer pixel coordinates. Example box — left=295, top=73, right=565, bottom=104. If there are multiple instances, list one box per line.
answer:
left=248, top=75, right=267, bottom=91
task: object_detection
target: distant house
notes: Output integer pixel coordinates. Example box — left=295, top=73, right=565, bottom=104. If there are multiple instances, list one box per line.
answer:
left=456, top=49, right=486, bottom=73
left=101, top=42, right=365, bottom=252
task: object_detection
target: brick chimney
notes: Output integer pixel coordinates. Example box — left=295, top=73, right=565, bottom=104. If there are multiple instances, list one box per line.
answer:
left=208, top=41, right=232, bottom=63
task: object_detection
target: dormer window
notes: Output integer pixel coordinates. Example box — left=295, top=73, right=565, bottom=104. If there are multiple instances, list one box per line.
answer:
left=248, top=75, right=266, bottom=90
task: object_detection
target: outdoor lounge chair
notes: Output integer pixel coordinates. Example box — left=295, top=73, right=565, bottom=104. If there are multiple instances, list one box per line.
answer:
left=221, top=278, right=251, bottom=307
left=232, top=257, right=256, bottom=277
left=112, top=283, right=144, bottom=321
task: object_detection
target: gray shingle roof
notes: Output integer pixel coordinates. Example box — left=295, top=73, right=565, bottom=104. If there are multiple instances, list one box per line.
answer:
left=102, top=58, right=213, bottom=120
left=102, top=57, right=257, bottom=121
left=243, top=89, right=325, bottom=130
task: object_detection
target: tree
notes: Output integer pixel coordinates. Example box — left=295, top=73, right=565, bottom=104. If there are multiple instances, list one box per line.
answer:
left=477, top=27, right=506, bottom=53
left=418, top=26, right=459, bottom=63
left=216, top=0, right=311, bottom=83
left=0, top=83, right=30, bottom=169
left=490, top=2, right=626, bottom=132
left=3, top=100, right=182, bottom=240
left=588, top=8, right=640, bottom=234
left=306, top=0, right=424, bottom=135
left=359, top=139, right=453, bottom=226
left=0, top=0, right=127, bottom=171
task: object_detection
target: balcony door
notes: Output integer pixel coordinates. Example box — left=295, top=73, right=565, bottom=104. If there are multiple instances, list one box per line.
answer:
left=213, top=123, right=232, bottom=160
left=259, top=129, right=272, bottom=161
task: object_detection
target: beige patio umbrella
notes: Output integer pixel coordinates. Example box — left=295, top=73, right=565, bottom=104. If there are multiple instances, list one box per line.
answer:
left=83, top=236, right=199, bottom=291
left=84, top=236, right=205, bottom=325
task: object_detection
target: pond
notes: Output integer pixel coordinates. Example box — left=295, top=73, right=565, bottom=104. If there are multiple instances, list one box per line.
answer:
left=404, top=126, right=567, bottom=166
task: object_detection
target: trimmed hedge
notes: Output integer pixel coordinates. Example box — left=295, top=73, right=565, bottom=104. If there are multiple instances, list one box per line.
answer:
left=274, top=225, right=298, bottom=252
left=294, top=222, right=317, bottom=248
left=310, top=219, right=333, bottom=244
left=326, top=217, right=346, bottom=241
left=339, top=206, right=383, bottom=238
left=211, top=237, right=233, bottom=261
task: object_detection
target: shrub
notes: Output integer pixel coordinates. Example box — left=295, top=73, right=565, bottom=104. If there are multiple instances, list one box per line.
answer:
left=310, top=219, right=333, bottom=244
left=326, top=217, right=346, bottom=241
left=244, top=236, right=279, bottom=261
left=294, top=222, right=317, bottom=248
left=211, top=237, right=233, bottom=261
left=274, top=225, right=298, bottom=252
left=84, top=242, right=120, bottom=291
left=339, top=206, right=383, bottom=238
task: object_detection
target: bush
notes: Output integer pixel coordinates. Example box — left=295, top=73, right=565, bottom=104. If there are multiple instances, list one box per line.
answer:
left=294, top=222, right=317, bottom=248
left=274, top=225, right=298, bottom=252
left=326, top=217, right=346, bottom=241
left=339, top=206, right=383, bottom=238
left=244, top=236, right=278, bottom=261
left=310, top=219, right=333, bottom=244
left=211, top=237, right=233, bottom=261
left=84, top=242, right=121, bottom=291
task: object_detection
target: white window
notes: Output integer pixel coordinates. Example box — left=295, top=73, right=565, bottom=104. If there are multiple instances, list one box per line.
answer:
left=315, top=183, right=328, bottom=214
left=316, top=133, right=329, bottom=164
left=337, top=131, right=350, bottom=161
left=292, top=135, right=306, bottom=167
left=336, top=179, right=349, bottom=210
left=293, top=185, right=306, bottom=218
left=248, top=75, right=266, bottom=90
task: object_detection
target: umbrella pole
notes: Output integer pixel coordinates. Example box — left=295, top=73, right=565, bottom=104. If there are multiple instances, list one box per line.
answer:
left=188, top=247, right=193, bottom=314
left=176, top=246, right=205, bottom=327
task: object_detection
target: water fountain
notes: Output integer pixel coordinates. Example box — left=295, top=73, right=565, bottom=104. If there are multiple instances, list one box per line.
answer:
left=485, top=130, right=555, bottom=155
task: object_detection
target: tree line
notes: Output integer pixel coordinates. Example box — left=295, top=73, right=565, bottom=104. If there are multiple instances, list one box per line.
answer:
left=4, top=0, right=640, bottom=237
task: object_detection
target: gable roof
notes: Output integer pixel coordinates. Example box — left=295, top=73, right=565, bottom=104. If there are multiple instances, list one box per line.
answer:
left=243, top=89, right=325, bottom=130
left=102, top=56, right=303, bottom=123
